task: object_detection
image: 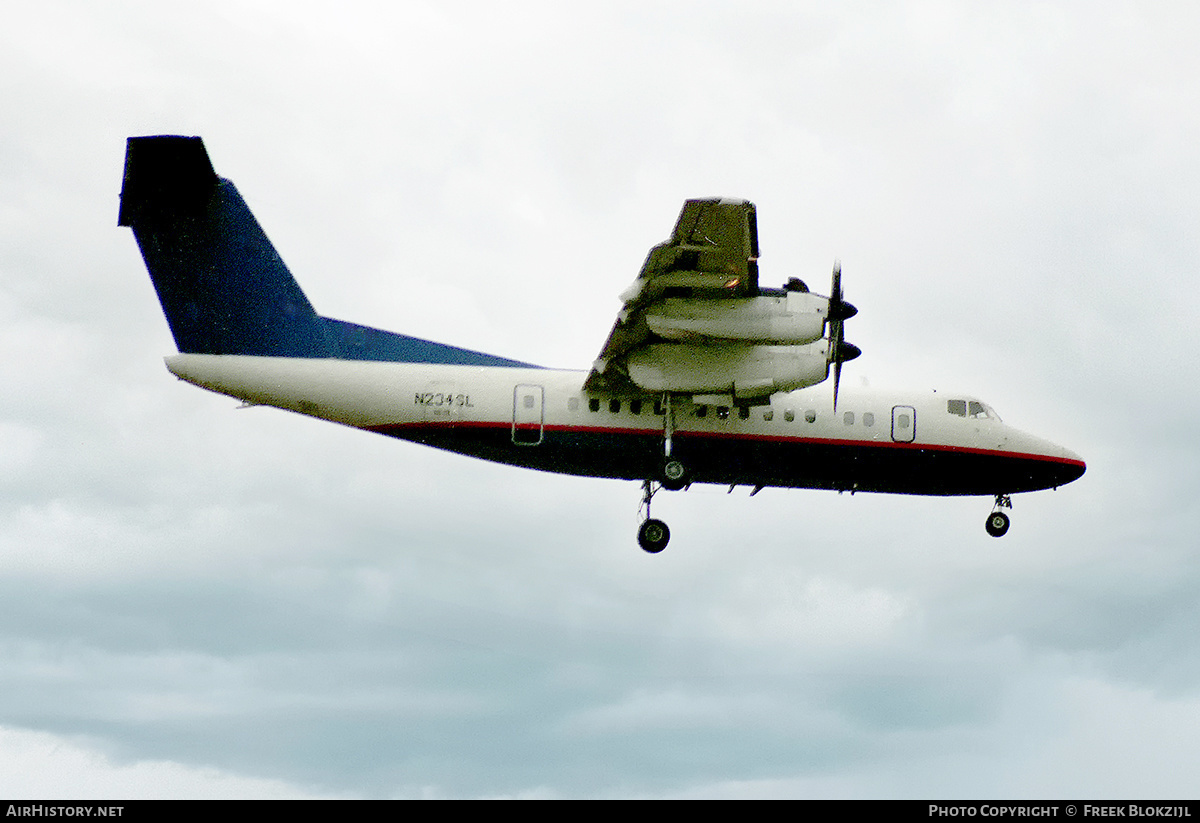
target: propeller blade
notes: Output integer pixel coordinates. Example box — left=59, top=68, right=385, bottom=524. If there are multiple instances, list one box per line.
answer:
left=826, top=260, right=860, bottom=410
left=833, top=357, right=842, bottom=412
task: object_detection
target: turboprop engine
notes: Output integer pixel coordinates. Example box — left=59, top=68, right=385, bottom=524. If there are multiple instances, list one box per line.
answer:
left=610, top=265, right=858, bottom=403
left=643, top=290, right=827, bottom=345
left=626, top=341, right=829, bottom=399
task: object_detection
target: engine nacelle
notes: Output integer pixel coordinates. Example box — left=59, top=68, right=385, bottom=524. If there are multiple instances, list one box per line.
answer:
left=627, top=342, right=829, bottom=399
left=644, top=292, right=826, bottom=345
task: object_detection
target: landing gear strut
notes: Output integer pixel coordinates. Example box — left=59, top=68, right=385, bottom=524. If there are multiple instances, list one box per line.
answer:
left=638, top=479, right=670, bottom=553
left=659, top=393, right=689, bottom=491
left=635, top=395, right=687, bottom=553
left=986, top=494, right=1012, bottom=537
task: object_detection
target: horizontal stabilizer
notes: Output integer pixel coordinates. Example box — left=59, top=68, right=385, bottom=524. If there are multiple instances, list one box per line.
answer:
left=118, top=136, right=218, bottom=227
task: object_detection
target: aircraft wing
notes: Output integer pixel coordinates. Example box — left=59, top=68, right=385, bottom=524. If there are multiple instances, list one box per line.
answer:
left=584, top=198, right=762, bottom=394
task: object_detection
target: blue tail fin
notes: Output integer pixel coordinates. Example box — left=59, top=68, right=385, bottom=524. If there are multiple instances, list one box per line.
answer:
left=120, top=136, right=542, bottom=368
left=119, top=136, right=334, bottom=357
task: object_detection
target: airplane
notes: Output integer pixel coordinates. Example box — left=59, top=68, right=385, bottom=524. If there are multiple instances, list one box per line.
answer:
left=118, top=135, right=1086, bottom=553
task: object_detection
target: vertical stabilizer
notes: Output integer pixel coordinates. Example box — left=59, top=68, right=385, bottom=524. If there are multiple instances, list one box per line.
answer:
left=119, top=135, right=334, bottom=357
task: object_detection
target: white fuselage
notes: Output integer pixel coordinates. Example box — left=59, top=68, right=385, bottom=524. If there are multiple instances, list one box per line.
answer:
left=165, top=354, right=1085, bottom=497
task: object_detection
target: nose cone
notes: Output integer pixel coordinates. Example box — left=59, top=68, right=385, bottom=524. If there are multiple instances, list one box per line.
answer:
left=1024, top=439, right=1086, bottom=491
left=1046, top=448, right=1086, bottom=489
left=1002, top=428, right=1086, bottom=492
left=1054, top=446, right=1087, bottom=487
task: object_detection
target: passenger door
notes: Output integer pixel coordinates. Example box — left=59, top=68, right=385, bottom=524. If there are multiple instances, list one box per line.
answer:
left=891, top=405, right=916, bottom=443
left=512, top=384, right=544, bottom=445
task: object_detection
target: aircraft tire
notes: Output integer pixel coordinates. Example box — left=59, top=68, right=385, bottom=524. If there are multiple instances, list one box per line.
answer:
left=638, top=519, right=670, bottom=553
left=661, top=459, right=687, bottom=491
left=985, top=511, right=1010, bottom=537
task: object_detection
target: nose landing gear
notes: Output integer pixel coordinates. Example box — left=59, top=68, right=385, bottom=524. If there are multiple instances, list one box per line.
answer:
left=986, top=494, right=1012, bottom=537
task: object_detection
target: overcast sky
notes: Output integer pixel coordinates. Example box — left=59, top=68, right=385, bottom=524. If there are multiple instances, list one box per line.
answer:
left=2, top=0, right=1199, bottom=799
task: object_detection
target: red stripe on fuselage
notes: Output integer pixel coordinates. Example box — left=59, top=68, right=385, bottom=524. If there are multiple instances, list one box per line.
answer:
left=363, top=419, right=1084, bottom=469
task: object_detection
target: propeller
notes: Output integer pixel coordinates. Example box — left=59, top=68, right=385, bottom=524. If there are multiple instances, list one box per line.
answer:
left=826, top=260, right=861, bottom=411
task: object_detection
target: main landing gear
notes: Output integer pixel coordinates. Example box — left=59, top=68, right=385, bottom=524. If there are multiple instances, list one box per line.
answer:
left=638, top=460, right=689, bottom=552
left=986, top=494, right=1012, bottom=537
left=638, top=480, right=671, bottom=553
left=636, top=394, right=687, bottom=553
left=661, top=457, right=687, bottom=491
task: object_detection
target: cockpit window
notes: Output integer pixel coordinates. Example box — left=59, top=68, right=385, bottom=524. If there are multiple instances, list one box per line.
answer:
left=947, top=398, right=1001, bottom=421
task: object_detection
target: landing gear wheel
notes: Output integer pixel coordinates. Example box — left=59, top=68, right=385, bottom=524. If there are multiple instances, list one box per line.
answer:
left=985, top=511, right=1010, bottom=537
left=638, top=518, right=670, bottom=553
left=661, top=458, right=687, bottom=491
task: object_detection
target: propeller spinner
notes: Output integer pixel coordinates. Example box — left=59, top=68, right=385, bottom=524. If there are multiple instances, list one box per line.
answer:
left=826, top=260, right=861, bottom=410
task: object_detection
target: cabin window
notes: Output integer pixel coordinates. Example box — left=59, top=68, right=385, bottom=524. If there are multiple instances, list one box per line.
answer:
left=738, top=406, right=749, bottom=420
left=968, top=401, right=987, bottom=419
left=695, top=405, right=708, bottom=418
left=763, top=409, right=774, bottom=422
left=805, top=410, right=816, bottom=423
left=524, top=395, right=536, bottom=409
left=609, top=399, right=621, bottom=414
left=897, top=413, right=911, bottom=429
left=568, top=397, right=579, bottom=412
left=589, top=398, right=600, bottom=412
left=784, top=409, right=795, bottom=422
left=630, top=399, right=642, bottom=415
left=863, top=412, right=875, bottom=427
left=843, top=411, right=854, bottom=426
left=654, top=400, right=665, bottom=416
left=947, top=399, right=967, bottom=417
left=717, top=406, right=730, bottom=420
